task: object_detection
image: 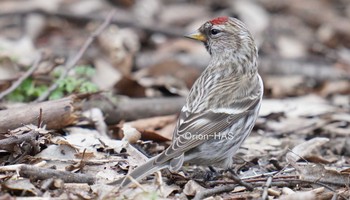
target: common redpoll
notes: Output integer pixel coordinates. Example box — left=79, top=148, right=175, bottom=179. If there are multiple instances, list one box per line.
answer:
left=118, top=16, right=263, bottom=187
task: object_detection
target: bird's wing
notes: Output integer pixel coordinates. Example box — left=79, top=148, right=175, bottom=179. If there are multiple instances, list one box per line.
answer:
left=155, top=94, right=261, bottom=164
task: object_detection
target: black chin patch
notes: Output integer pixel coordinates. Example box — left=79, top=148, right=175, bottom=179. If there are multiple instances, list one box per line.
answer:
left=204, top=42, right=212, bottom=55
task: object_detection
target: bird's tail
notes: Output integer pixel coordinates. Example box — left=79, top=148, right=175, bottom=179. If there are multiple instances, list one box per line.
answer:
left=109, top=156, right=169, bottom=188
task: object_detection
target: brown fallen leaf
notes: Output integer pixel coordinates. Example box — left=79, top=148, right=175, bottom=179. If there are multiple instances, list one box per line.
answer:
left=125, top=115, right=177, bottom=141
left=303, top=155, right=336, bottom=164
left=114, top=75, right=146, bottom=97
left=134, top=60, right=201, bottom=96
left=319, top=80, right=350, bottom=97
left=340, top=168, right=350, bottom=174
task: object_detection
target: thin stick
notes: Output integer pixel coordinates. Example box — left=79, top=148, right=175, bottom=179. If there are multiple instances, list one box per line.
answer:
left=37, top=108, right=43, bottom=128
left=35, top=10, right=116, bottom=102
left=0, top=164, right=23, bottom=172
left=126, top=174, right=147, bottom=192
left=241, top=167, right=296, bottom=180
left=261, top=176, right=272, bottom=200
left=155, top=171, right=165, bottom=196
left=0, top=130, right=40, bottom=150
left=228, top=169, right=254, bottom=191
left=0, top=53, right=42, bottom=100
left=19, top=164, right=95, bottom=184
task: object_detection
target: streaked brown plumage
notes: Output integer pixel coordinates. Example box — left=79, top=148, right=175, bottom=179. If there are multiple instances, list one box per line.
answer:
left=116, top=16, right=263, bottom=187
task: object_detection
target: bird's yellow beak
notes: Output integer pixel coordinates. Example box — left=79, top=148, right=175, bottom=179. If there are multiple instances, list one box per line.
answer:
left=185, top=30, right=207, bottom=42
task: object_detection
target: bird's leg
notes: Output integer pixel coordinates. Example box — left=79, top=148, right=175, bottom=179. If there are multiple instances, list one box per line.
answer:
left=203, top=166, right=221, bottom=181
left=188, top=166, right=221, bottom=182
left=227, top=168, right=254, bottom=191
left=208, top=166, right=217, bottom=173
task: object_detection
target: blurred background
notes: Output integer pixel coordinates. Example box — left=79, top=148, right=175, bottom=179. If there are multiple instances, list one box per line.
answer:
left=0, top=0, right=349, bottom=102
left=0, top=0, right=350, bottom=199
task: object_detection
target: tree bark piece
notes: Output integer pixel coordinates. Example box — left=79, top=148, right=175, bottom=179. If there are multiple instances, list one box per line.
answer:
left=259, top=57, right=349, bottom=81
left=0, top=96, right=78, bottom=133
left=84, top=96, right=185, bottom=124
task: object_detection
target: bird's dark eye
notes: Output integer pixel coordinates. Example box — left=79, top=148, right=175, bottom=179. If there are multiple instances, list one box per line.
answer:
left=210, top=29, right=220, bottom=35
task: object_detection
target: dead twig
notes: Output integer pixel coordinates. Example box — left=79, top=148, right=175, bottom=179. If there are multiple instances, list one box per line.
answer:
left=84, top=95, right=185, bottom=124
left=227, top=169, right=254, bottom=191
left=124, top=174, right=146, bottom=191
left=37, top=108, right=43, bottom=128
left=35, top=10, right=116, bottom=102
left=19, top=165, right=95, bottom=184
left=261, top=176, right=273, bottom=200
left=0, top=129, right=40, bottom=150
left=241, top=167, right=296, bottom=180
left=0, top=52, right=42, bottom=100
left=37, top=157, right=123, bottom=165
left=0, top=96, right=78, bottom=132
left=155, top=171, right=165, bottom=196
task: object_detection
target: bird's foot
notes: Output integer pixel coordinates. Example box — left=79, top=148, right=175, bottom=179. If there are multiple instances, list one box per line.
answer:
left=190, top=166, right=221, bottom=182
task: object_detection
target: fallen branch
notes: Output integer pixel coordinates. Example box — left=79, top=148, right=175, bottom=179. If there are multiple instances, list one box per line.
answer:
left=84, top=95, right=185, bottom=124
left=259, top=56, right=349, bottom=81
left=0, top=95, right=79, bottom=133
left=19, top=165, right=95, bottom=184
left=261, top=176, right=273, bottom=200
left=35, top=10, right=116, bottom=102
left=227, top=169, right=254, bottom=191
left=0, top=53, right=42, bottom=100
left=0, top=129, right=40, bottom=151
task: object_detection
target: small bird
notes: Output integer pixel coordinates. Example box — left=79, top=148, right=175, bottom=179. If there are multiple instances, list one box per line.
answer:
left=117, top=16, right=263, bottom=187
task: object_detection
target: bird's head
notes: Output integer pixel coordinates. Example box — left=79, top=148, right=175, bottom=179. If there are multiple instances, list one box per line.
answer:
left=186, top=16, right=257, bottom=65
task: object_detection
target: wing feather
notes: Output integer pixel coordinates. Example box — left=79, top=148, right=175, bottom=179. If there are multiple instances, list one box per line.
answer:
left=155, top=76, right=263, bottom=165
left=155, top=102, right=258, bottom=164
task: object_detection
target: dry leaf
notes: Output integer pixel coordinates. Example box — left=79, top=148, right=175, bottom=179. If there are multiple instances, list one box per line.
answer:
left=3, top=179, right=38, bottom=196
left=122, top=124, right=141, bottom=144
left=114, top=76, right=146, bottom=97
left=183, top=180, right=205, bottom=196
left=280, top=187, right=325, bottom=200
left=125, top=115, right=177, bottom=141
left=286, top=137, right=329, bottom=163
left=296, top=164, right=349, bottom=186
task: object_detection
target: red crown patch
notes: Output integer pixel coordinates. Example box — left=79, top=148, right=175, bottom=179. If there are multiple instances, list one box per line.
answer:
left=210, top=16, right=228, bottom=25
